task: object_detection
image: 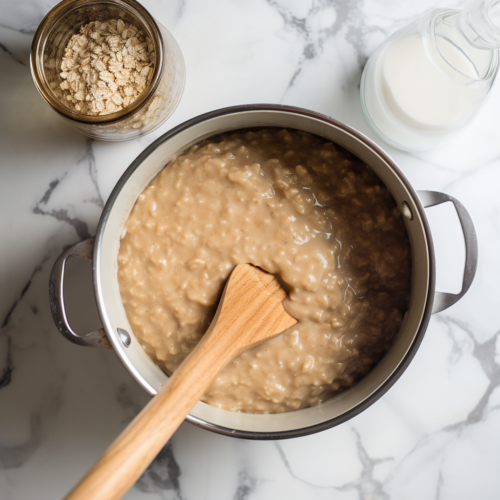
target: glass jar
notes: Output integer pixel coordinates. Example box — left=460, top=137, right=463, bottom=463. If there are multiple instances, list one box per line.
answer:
left=360, top=0, right=500, bottom=152
left=30, top=0, right=185, bottom=141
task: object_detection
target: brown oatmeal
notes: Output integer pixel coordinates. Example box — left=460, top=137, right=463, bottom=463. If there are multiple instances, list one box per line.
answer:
left=117, top=128, right=411, bottom=414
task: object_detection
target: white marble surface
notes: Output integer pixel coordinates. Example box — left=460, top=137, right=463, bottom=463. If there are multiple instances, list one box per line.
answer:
left=1, top=0, right=500, bottom=498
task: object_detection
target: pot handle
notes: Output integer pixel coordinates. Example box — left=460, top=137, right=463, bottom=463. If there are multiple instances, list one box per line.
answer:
left=49, top=238, right=113, bottom=350
left=418, top=190, right=478, bottom=314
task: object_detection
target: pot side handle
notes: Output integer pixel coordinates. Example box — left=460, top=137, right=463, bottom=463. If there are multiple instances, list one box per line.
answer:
left=49, top=238, right=113, bottom=350
left=417, top=190, right=478, bottom=315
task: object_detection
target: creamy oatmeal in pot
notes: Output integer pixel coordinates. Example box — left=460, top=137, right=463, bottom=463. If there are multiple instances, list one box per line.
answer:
left=117, top=129, right=411, bottom=414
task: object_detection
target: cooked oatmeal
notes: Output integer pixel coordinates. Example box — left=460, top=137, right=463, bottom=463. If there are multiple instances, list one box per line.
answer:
left=117, top=128, right=411, bottom=414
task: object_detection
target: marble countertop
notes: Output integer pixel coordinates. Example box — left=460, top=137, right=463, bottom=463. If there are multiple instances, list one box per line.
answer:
left=2, top=0, right=500, bottom=498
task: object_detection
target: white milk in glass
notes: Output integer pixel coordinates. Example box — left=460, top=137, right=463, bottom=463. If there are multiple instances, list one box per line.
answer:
left=361, top=2, right=500, bottom=151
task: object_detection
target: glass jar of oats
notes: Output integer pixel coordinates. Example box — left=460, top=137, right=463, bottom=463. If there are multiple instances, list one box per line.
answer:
left=30, top=0, right=185, bottom=141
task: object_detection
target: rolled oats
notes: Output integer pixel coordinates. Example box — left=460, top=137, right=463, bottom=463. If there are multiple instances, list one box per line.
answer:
left=59, top=19, right=155, bottom=116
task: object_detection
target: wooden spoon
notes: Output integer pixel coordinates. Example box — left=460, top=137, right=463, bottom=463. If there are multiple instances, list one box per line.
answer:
left=65, top=263, right=297, bottom=500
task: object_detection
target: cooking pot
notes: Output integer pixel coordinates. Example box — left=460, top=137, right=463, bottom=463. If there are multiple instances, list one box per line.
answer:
left=49, top=105, right=477, bottom=439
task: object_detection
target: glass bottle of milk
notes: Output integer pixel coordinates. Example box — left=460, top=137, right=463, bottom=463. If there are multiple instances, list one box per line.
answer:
left=360, top=0, right=500, bottom=151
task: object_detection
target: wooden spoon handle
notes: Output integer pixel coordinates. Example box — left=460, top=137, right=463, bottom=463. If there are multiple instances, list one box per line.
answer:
left=65, top=265, right=296, bottom=500
left=64, top=327, right=235, bottom=500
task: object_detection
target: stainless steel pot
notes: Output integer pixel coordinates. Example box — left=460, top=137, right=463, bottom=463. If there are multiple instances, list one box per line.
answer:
left=49, top=105, right=477, bottom=439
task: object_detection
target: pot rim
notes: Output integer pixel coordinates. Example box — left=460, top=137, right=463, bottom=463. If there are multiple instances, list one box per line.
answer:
left=94, top=104, right=436, bottom=440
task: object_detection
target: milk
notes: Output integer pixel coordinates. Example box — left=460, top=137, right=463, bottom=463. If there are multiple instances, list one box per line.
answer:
left=383, top=35, right=478, bottom=128
left=360, top=8, right=498, bottom=151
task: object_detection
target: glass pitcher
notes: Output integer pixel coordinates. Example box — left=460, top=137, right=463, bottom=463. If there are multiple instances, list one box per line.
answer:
left=360, top=0, right=500, bottom=152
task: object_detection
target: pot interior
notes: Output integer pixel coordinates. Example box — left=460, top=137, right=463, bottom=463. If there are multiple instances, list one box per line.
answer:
left=95, top=107, right=431, bottom=437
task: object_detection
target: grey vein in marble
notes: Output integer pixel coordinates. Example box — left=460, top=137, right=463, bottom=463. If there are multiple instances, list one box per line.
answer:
left=0, top=41, right=25, bottom=66
left=80, top=139, right=104, bottom=209
left=338, top=428, right=392, bottom=500
left=274, top=441, right=336, bottom=492
left=0, top=259, right=47, bottom=392
left=233, top=470, right=258, bottom=500
left=1, top=259, right=46, bottom=329
left=0, top=378, right=64, bottom=471
left=116, top=383, right=144, bottom=425
left=267, top=0, right=372, bottom=94
left=0, top=413, right=43, bottom=470
left=135, top=444, right=183, bottom=499
left=32, top=204, right=91, bottom=241
left=0, top=331, right=13, bottom=390
left=32, top=137, right=108, bottom=240
left=0, top=23, right=37, bottom=36
left=275, top=429, right=393, bottom=499
left=32, top=138, right=104, bottom=240
left=375, top=316, right=500, bottom=497
left=437, top=316, right=500, bottom=427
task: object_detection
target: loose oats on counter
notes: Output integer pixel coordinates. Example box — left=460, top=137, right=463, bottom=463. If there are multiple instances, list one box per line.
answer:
left=59, top=19, right=155, bottom=115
